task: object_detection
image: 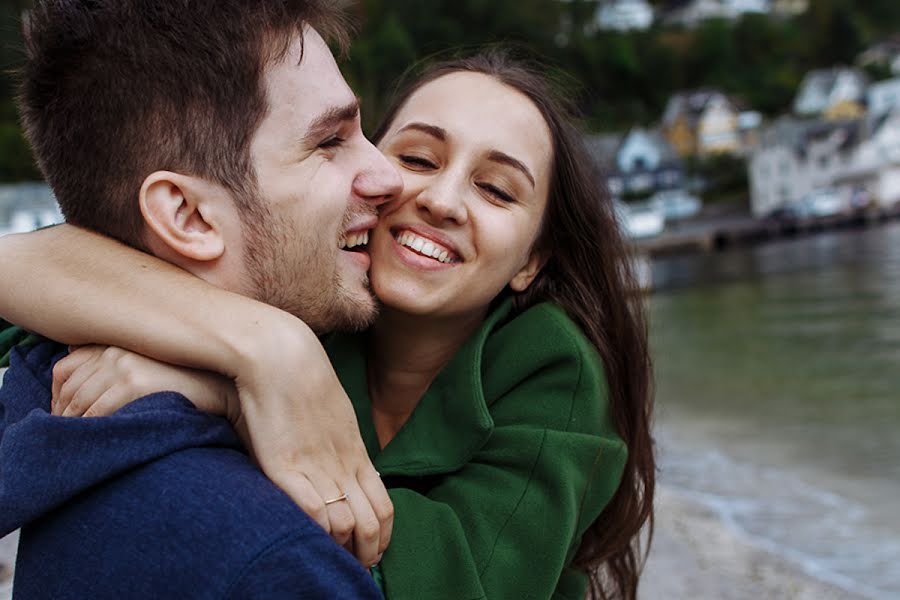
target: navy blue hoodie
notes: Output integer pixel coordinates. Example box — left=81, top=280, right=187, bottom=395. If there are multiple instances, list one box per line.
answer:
left=0, top=341, right=382, bottom=599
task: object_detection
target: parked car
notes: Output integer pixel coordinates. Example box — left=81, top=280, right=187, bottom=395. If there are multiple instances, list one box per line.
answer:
left=648, top=189, right=702, bottom=221
left=618, top=202, right=665, bottom=239
left=800, top=188, right=848, bottom=217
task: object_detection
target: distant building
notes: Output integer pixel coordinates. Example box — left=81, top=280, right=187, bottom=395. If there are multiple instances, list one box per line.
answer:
left=0, top=183, right=62, bottom=237
left=596, top=0, right=655, bottom=31
left=868, top=78, right=900, bottom=117
left=749, top=111, right=900, bottom=216
left=662, top=0, right=770, bottom=27
left=857, top=36, right=900, bottom=77
left=793, top=67, right=869, bottom=118
left=770, top=0, right=807, bottom=17
left=585, top=127, right=684, bottom=198
left=661, top=90, right=746, bottom=157
left=835, top=111, right=900, bottom=209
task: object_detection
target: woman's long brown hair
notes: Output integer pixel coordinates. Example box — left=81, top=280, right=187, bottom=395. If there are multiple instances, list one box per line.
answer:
left=372, top=49, right=655, bottom=600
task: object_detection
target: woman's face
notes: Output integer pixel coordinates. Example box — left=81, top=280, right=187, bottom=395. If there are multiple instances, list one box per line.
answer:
left=369, top=72, right=553, bottom=320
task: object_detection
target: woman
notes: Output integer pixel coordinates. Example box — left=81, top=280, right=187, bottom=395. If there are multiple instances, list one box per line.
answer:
left=0, top=52, right=654, bottom=599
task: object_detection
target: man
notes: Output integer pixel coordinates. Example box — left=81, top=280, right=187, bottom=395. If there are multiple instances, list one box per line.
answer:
left=0, top=0, right=403, bottom=597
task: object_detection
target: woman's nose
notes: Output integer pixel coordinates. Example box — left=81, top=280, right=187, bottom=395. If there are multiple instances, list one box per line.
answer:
left=415, top=175, right=468, bottom=225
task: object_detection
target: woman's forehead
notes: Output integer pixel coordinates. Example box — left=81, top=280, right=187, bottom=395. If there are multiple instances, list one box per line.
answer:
left=391, top=72, right=553, bottom=176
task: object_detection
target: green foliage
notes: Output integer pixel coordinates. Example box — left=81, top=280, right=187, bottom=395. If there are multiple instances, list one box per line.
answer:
left=1, top=0, right=900, bottom=181
left=689, top=154, right=749, bottom=205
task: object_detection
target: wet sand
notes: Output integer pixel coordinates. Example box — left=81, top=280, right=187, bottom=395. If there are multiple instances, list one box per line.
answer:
left=641, top=486, right=866, bottom=600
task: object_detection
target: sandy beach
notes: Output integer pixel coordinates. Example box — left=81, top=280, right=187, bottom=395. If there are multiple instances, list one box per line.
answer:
left=0, top=486, right=863, bottom=600
left=640, top=486, right=865, bottom=600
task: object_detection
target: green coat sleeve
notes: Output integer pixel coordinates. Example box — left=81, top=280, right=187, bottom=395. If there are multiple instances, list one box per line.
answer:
left=0, top=318, right=33, bottom=368
left=379, top=308, right=628, bottom=600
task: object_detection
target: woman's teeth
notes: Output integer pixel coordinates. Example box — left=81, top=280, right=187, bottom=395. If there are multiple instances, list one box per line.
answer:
left=396, top=231, right=455, bottom=264
left=340, top=231, right=369, bottom=249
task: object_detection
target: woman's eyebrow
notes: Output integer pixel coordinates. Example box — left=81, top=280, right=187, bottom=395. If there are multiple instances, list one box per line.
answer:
left=394, top=122, right=535, bottom=188
left=488, top=150, right=535, bottom=189
left=396, top=122, right=447, bottom=141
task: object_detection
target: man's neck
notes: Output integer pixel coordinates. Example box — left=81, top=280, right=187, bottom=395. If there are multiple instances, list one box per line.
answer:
left=367, top=307, right=486, bottom=448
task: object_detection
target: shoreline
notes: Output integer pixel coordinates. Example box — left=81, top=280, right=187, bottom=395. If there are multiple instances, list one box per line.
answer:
left=641, top=485, right=869, bottom=600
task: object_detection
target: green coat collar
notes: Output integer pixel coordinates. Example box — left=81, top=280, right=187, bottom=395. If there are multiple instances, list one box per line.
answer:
left=325, top=300, right=517, bottom=476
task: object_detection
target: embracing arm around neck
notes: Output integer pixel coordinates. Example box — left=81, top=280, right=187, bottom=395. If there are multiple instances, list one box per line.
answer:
left=0, top=223, right=393, bottom=566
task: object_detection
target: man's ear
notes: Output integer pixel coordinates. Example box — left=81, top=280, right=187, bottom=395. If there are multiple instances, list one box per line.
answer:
left=509, top=251, right=548, bottom=293
left=139, top=171, right=227, bottom=262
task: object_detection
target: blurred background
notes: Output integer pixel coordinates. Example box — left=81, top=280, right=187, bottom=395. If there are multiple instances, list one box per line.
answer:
left=2, top=1, right=899, bottom=598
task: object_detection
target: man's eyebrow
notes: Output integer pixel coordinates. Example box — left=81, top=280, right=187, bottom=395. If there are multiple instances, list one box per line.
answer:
left=488, top=150, right=535, bottom=189
left=303, top=98, right=360, bottom=145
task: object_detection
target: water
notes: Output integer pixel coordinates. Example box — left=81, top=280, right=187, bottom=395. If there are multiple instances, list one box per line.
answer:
left=649, top=221, right=900, bottom=599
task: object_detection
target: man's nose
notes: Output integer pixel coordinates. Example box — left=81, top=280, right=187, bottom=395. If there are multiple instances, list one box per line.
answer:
left=353, top=140, right=402, bottom=206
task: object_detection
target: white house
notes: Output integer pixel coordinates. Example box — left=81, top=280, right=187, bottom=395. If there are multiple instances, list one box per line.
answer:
left=596, top=0, right=654, bottom=32
left=868, top=78, right=900, bottom=117
left=770, top=0, right=807, bottom=17
left=749, top=111, right=900, bottom=216
left=663, top=0, right=770, bottom=27
left=793, top=67, right=869, bottom=118
left=836, top=111, right=900, bottom=207
left=586, top=128, right=684, bottom=198
left=857, top=37, right=900, bottom=78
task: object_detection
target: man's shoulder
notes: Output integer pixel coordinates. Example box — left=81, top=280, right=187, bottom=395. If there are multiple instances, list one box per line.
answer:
left=17, top=445, right=380, bottom=599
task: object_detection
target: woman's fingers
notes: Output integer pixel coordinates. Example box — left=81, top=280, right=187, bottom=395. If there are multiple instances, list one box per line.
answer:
left=51, top=345, right=103, bottom=413
left=307, top=473, right=356, bottom=547
left=342, top=478, right=383, bottom=566
left=269, top=471, right=332, bottom=534
left=358, top=467, right=393, bottom=557
left=81, top=386, right=135, bottom=418
left=54, top=350, right=106, bottom=416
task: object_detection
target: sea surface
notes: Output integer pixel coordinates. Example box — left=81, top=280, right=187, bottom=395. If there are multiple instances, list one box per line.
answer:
left=649, top=220, right=900, bottom=599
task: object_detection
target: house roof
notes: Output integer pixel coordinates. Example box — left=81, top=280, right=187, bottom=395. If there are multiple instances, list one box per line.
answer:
left=662, top=89, right=733, bottom=127
left=585, top=128, right=682, bottom=175
left=857, top=35, right=900, bottom=66
left=758, top=114, right=870, bottom=161
left=632, top=127, right=681, bottom=163
left=796, top=67, right=868, bottom=99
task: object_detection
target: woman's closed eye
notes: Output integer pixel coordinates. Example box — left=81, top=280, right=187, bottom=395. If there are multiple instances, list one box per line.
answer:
left=478, top=182, right=516, bottom=203
left=398, top=154, right=438, bottom=170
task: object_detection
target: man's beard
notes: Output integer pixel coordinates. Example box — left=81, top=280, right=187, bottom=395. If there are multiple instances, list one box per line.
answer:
left=240, top=204, right=378, bottom=335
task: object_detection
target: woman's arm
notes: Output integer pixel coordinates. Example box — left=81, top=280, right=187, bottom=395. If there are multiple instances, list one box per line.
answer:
left=0, top=224, right=392, bottom=565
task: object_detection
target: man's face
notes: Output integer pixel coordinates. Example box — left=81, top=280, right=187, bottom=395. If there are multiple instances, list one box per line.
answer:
left=241, top=28, right=401, bottom=333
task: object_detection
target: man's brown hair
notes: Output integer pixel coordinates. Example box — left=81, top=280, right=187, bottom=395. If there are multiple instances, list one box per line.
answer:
left=19, top=0, right=350, bottom=249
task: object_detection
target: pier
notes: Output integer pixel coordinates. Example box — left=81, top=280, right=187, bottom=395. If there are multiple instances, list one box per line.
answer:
left=634, top=205, right=900, bottom=258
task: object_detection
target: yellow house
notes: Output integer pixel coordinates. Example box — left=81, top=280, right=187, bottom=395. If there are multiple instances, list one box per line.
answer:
left=823, top=99, right=866, bottom=121
left=661, top=90, right=743, bottom=158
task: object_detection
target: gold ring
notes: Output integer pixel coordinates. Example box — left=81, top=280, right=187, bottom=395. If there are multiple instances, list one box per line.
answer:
left=324, top=493, right=348, bottom=505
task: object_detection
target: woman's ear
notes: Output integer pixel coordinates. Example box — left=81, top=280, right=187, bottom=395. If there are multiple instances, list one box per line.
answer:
left=139, top=171, right=227, bottom=262
left=509, top=251, right=548, bottom=293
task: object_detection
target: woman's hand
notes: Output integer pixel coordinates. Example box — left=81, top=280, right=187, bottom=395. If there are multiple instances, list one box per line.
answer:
left=231, top=316, right=393, bottom=568
left=51, top=345, right=236, bottom=418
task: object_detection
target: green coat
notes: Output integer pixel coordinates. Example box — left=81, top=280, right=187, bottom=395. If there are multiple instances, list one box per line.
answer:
left=324, top=299, right=627, bottom=600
